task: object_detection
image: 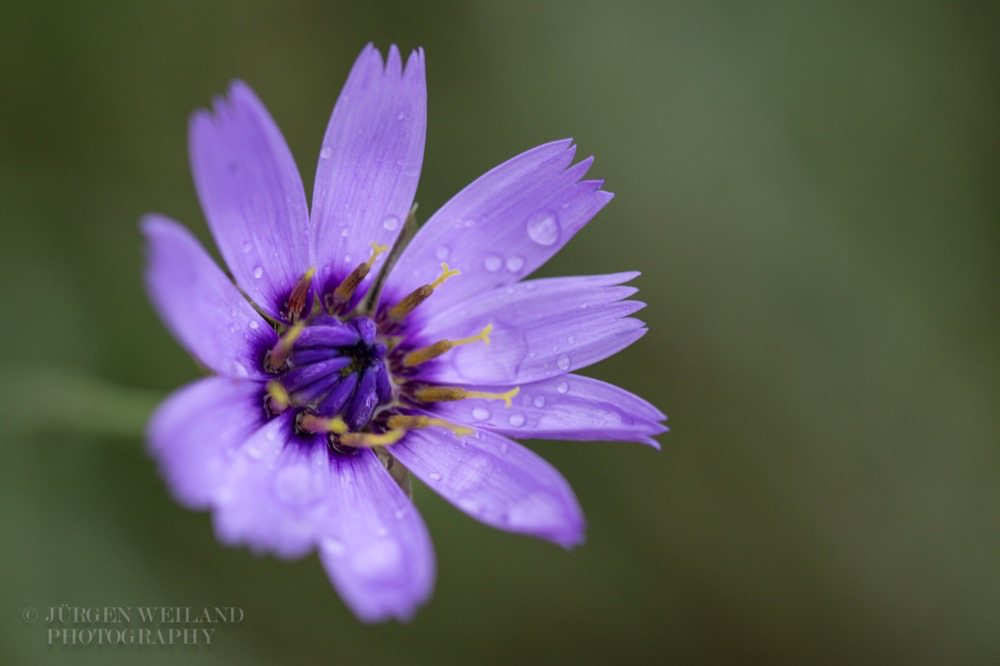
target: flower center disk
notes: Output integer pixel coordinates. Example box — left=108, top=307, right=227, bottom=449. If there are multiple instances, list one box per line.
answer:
left=266, top=315, right=392, bottom=432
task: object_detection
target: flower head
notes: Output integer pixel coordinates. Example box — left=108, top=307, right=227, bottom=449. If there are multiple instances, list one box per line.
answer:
left=143, top=44, right=666, bottom=622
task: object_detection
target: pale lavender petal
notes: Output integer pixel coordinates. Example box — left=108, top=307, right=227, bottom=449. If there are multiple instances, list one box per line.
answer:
left=147, top=377, right=265, bottom=509
left=319, top=449, right=435, bottom=622
left=311, top=44, right=426, bottom=305
left=405, top=273, right=646, bottom=385
left=189, top=80, right=311, bottom=319
left=425, top=374, right=666, bottom=448
left=142, top=215, right=275, bottom=378
left=213, top=413, right=330, bottom=559
left=377, top=140, right=612, bottom=317
left=389, top=427, right=585, bottom=548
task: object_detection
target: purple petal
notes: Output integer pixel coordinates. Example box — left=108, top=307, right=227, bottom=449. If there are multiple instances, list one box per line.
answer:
left=389, top=427, right=585, bottom=548
left=212, top=413, right=330, bottom=559
left=425, top=374, right=666, bottom=448
left=378, top=140, right=612, bottom=317
left=142, top=215, right=275, bottom=378
left=311, top=44, right=426, bottom=305
left=406, top=273, right=646, bottom=385
left=147, top=377, right=265, bottom=509
left=189, top=80, right=312, bottom=319
left=318, top=449, right=435, bottom=622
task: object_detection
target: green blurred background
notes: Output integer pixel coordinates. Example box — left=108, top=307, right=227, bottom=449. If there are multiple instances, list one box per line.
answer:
left=2, top=1, right=997, bottom=663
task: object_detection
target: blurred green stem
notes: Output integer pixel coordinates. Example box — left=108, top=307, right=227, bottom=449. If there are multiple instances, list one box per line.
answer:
left=2, top=366, right=164, bottom=439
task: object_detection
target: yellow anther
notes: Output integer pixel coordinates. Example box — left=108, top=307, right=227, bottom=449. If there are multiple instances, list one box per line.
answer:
left=385, top=263, right=461, bottom=323
left=265, top=380, right=291, bottom=412
left=402, top=324, right=493, bottom=367
left=339, top=430, right=406, bottom=448
left=366, top=241, right=390, bottom=268
left=298, top=413, right=349, bottom=434
left=430, top=263, right=460, bottom=288
left=266, top=321, right=306, bottom=371
left=285, top=266, right=317, bottom=322
left=330, top=241, right=391, bottom=308
left=415, top=385, right=520, bottom=408
left=386, top=415, right=474, bottom=437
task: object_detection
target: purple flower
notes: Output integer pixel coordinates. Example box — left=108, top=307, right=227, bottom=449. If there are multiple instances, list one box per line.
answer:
left=143, top=44, right=665, bottom=622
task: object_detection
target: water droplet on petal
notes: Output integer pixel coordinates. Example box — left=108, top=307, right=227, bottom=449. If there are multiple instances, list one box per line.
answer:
left=463, top=218, right=476, bottom=228
left=382, top=215, right=400, bottom=231
left=567, top=335, right=576, bottom=344
left=252, top=265, right=264, bottom=279
left=242, top=241, right=252, bottom=253
left=275, top=464, right=320, bottom=506
left=508, top=414, right=526, bottom=427
left=484, top=255, right=502, bottom=272
left=249, top=320, right=259, bottom=330
left=396, top=111, right=406, bottom=121
left=557, top=354, right=570, bottom=370
left=435, top=246, right=450, bottom=260
left=533, top=396, right=546, bottom=408
left=472, top=407, right=491, bottom=421
left=231, top=361, right=249, bottom=377
left=394, top=507, right=408, bottom=521
left=525, top=209, right=560, bottom=246
left=499, top=441, right=509, bottom=454
left=324, top=538, right=346, bottom=556
left=505, top=256, right=524, bottom=272
left=245, top=444, right=262, bottom=459
left=556, top=381, right=569, bottom=394
left=320, top=146, right=333, bottom=159
left=341, top=227, right=350, bottom=237
left=429, top=472, right=443, bottom=482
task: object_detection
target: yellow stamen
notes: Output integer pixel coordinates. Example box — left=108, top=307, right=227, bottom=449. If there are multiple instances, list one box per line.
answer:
left=386, top=415, right=474, bottom=437
left=298, top=413, right=349, bottom=434
left=385, top=263, right=460, bottom=323
left=329, top=241, right=390, bottom=308
left=402, top=324, right=492, bottom=367
left=265, top=380, right=291, bottom=413
left=415, top=385, right=520, bottom=408
left=285, top=266, right=316, bottom=322
left=339, top=430, right=406, bottom=448
left=265, top=321, right=306, bottom=371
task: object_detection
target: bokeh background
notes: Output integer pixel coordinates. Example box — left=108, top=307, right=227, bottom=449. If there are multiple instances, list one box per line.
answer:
left=2, top=1, right=997, bottom=663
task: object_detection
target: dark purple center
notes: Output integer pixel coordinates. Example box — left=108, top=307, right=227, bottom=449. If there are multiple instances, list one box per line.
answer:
left=271, top=315, right=392, bottom=430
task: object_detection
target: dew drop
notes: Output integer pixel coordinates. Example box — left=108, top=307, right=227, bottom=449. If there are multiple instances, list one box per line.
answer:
left=230, top=307, right=238, bottom=317
left=463, top=218, right=476, bottom=228
left=556, top=381, right=569, bottom=394
left=242, top=241, right=252, bottom=253
left=499, top=441, right=509, bottom=454
left=231, top=361, right=249, bottom=377
left=508, top=414, right=526, bottom=427
left=320, top=146, right=333, bottom=159
left=533, top=396, right=546, bottom=408
left=472, top=407, right=491, bottom=421
left=429, top=472, right=443, bottom=482
left=228, top=324, right=236, bottom=334
left=249, top=320, right=259, bottom=330
left=505, top=256, right=525, bottom=272
left=245, top=444, right=262, bottom=459
left=396, top=111, right=406, bottom=121
left=525, top=209, right=560, bottom=246
left=382, top=215, right=400, bottom=231
left=341, top=227, right=350, bottom=237
left=484, top=255, right=502, bottom=272
left=394, top=507, right=408, bottom=521
left=250, top=265, right=264, bottom=279
left=557, top=354, right=570, bottom=370
left=324, top=538, right=346, bottom=557
left=435, top=246, right=450, bottom=260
